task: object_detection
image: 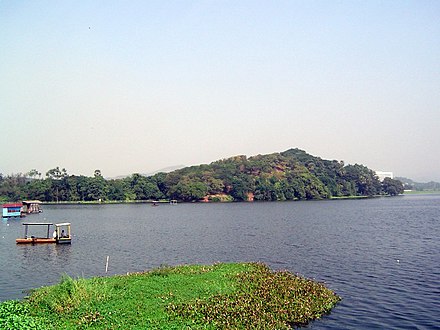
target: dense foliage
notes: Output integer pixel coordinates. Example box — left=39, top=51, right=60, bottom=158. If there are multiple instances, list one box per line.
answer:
left=0, top=149, right=404, bottom=203
left=0, top=263, right=340, bottom=329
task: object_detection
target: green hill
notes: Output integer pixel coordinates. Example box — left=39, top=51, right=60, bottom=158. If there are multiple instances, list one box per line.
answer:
left=0, top=148, right=404, bottom=203
left=151, top=148, right=403, bottom=201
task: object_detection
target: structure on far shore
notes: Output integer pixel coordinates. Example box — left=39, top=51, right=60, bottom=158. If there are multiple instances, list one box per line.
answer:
left=375, top=171, right=394, bottom=181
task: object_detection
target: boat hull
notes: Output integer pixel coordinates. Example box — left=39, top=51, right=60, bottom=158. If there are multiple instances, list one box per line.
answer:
left=57, top=238, right=71, bottom=244
left=16, top=238, right=56, bottom=244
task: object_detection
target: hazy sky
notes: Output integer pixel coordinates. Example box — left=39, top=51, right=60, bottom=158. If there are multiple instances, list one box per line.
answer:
left=1, top=1, right=439, bottom=182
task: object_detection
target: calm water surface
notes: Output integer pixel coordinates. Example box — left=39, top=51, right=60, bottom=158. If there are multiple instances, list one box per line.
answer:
left=1, top=195, right=439, bottom=329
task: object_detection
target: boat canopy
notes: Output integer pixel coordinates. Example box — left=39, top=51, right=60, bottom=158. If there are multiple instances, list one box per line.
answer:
left=22, top=222, right=53, bottom=226
left=55, top=222, right=71, bottom=227
left=22, top=200, right=42, bottom=205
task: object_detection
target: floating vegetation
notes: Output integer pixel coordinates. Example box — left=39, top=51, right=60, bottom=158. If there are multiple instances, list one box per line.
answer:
left=168, top=262, right=341, bottom=329
left=0, top=262, right=340, bottom=329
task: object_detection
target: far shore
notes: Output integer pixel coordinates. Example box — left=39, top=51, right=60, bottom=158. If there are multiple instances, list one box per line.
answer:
left=40, top=194, right=400, bottom=205
left=42, top=196, right=368, bottom=205
left=21, top=191, right=437, bottom=207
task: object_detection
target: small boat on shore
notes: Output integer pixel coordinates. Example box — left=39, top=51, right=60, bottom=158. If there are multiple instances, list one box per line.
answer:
left=16, top=222, right=72, bottom=244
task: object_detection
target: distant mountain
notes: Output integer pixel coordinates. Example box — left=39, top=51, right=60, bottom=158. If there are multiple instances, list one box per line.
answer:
left=110, top=165, right=185, bottom=180
left=395, top=177, right=440, bottom=191
left=144, top=165, right=186, bottom=176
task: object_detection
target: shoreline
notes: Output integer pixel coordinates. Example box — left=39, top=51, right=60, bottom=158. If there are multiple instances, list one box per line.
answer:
left=41, top=195, right=381, bottom=205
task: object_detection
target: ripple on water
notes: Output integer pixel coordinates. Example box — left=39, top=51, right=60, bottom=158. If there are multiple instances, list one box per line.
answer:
left=1, top=196, right=440, bottom=330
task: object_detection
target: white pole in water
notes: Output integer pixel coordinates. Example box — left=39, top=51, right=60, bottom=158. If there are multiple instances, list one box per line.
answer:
left=105, top=256, right=109, bottom=273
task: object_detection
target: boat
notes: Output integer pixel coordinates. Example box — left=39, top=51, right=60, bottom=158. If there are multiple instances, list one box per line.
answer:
left=16, top=222, right=72, bottom=244
left=22, top=200, right=43, bottom=214
left=2, top=203, right=23, bottom=219
left=54, top=223, right=72, bottom=244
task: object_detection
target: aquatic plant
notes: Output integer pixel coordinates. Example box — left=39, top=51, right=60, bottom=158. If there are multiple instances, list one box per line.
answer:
left=0, top=300, right=45, bottom=330
left=1, top=262, right=340, bottom=329
left=168, top=262, right=340, bottom=329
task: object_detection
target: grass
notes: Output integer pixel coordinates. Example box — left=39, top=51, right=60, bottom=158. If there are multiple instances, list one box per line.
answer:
left=0, top=263, right=340, bottom=329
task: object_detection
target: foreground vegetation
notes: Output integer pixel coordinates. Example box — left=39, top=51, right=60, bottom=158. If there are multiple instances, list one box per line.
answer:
left=0, top=263, right=340, bottom=329
left=1, top=148, right=404, bottom=203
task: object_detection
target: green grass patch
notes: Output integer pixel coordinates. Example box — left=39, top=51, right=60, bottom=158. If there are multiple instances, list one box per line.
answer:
left=0, top=263, right=340, bottom=329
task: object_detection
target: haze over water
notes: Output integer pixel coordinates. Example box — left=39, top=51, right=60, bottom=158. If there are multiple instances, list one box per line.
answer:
left=1, top=194, right=439, bottom=329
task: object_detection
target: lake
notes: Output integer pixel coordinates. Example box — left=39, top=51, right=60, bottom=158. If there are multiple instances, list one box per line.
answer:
left=1, top=195, right=439, bottom=329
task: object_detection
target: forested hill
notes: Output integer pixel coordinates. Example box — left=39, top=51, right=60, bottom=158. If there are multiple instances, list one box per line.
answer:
left=0, top=148, right=404, bottom=203
left=162, top=148, right=403, bottom=201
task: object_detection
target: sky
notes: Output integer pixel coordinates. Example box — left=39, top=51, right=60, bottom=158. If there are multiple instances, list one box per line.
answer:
left=1, top=1, right=439, bottom=182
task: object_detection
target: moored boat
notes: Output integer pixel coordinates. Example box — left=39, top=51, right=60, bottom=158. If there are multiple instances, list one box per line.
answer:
left=2, top=203, right=23, bottom=219
left=22, top=200, right=43, bottom=214
left=16, top=222, right=72, bottom=244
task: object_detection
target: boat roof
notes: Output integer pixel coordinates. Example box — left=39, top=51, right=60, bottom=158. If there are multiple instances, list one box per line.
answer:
left=22, top=222, right=54, bottom=226
left=2, top=203, right=22, bottom=208
left=22, top=200, right=42, bottom=204
left=21, top=222, right=70, bottom=227
left=55, top=222, right=71, bottom=227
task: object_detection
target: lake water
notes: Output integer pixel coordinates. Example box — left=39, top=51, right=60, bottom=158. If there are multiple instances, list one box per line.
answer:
left=1, top=195, right=439, bottom=329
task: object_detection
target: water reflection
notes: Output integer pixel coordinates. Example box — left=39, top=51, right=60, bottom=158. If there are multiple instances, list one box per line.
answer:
left=17, top=244, right=71, bottom=264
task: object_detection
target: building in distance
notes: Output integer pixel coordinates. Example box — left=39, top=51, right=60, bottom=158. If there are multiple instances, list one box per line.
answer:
left=375, top=171, right=394, bottom=181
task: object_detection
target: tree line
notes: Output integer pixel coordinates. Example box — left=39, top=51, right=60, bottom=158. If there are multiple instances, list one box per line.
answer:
left=0, top=149, right=404, bottom=203
left=395, top=176, right=440, bottom=191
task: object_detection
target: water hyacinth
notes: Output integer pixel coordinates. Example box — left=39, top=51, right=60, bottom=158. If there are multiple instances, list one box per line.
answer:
left=168, top=262, right=340, bottom=329
left=1, top=262, right=339, bottom=329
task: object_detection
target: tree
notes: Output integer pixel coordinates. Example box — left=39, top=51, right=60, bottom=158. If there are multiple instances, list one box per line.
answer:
left=254, top=177, right=272, bottom=201
left=0, top=174, right=27, bottom=201
left=26, top=178, right=51, bottom=201
left=230, top=175, right=254, bottom=201
left=84, top=169, right=108, bottom=201
left=27, top=169, right=41, bottom=180
left=107, top=179, right=126, bottom=201
left=169, top=178, right=208, bottom=201
left=45, top=167, right=69, bottom=202
left=382, top=178, right=404, bottom=196
left=343, top=164, right=381, bottom=196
